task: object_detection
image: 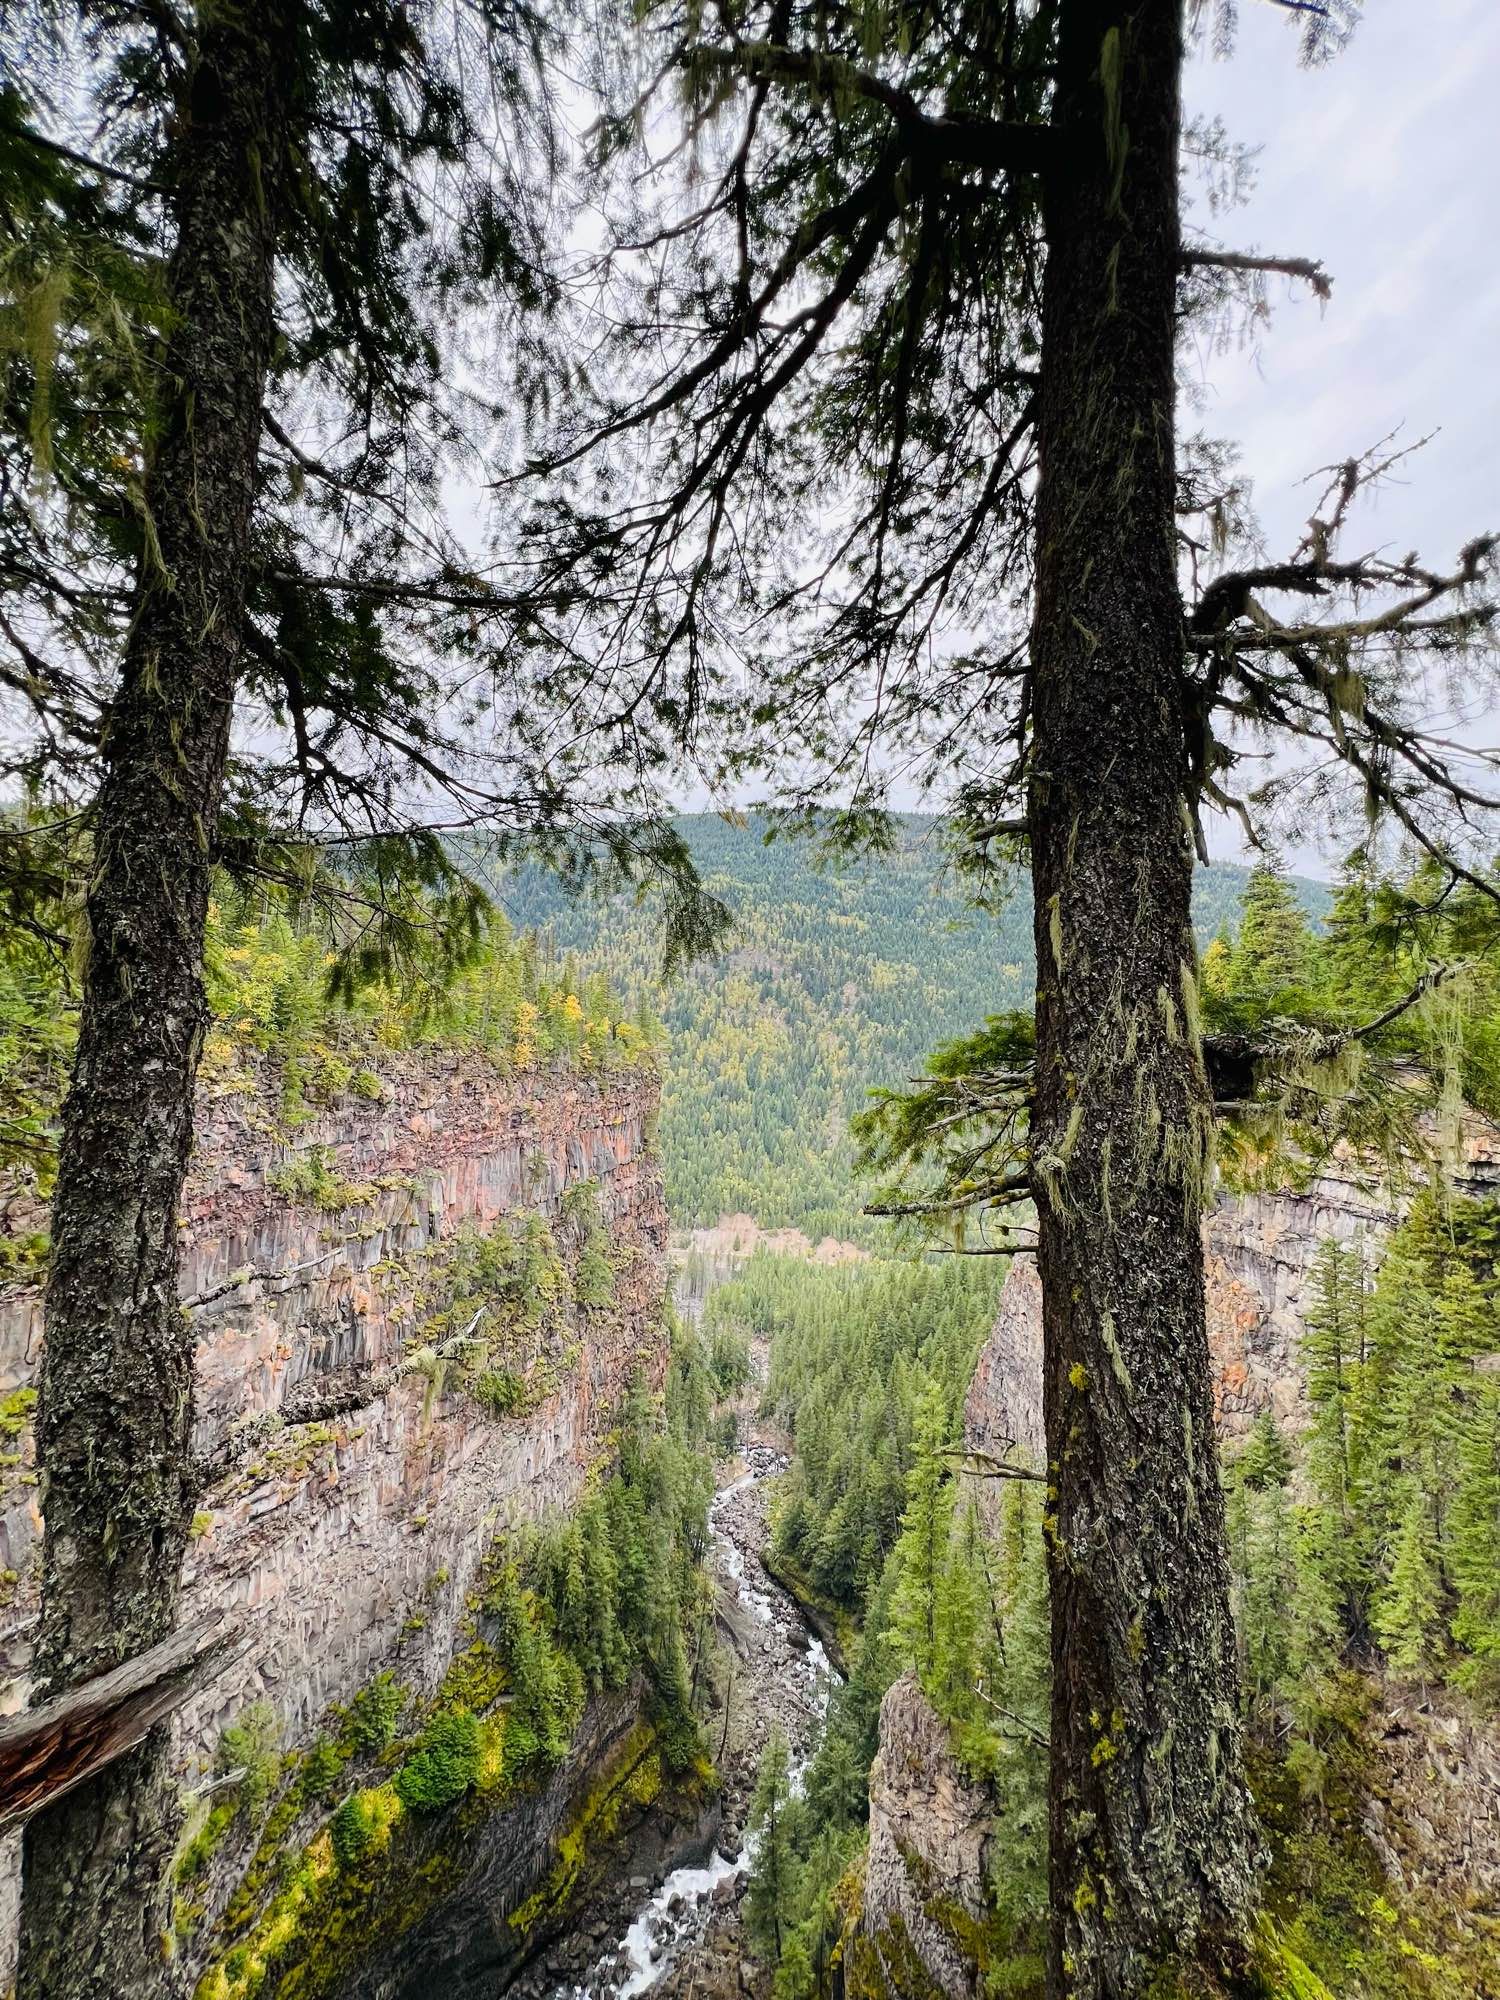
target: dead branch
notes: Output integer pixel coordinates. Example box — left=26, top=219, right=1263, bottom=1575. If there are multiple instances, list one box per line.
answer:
left=0, top=1613, right=248, bottom=1835
left=1181, top=247, right=1331, bottom=300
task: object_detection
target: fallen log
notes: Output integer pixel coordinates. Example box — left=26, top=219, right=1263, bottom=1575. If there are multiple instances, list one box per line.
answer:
left=0, top=1610, right=247, bottom=1834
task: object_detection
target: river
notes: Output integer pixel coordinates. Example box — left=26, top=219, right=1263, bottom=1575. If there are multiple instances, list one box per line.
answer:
left=542, top=1438, right=838, bottom=2000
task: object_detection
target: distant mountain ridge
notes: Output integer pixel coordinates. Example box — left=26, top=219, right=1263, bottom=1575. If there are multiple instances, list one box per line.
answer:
left=506, top=816, right=1329, bottom=1235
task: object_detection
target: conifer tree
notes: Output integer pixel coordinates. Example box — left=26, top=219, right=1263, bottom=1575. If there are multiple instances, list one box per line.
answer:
left=1303, top=1236, right=1369, bottom=1520
left=506, top=1, right=1499, bottom=1979
left=886, top=1379, right=956, bottom=1688
left=1376, top=1484, right=1446, bottom=1679
left=1317, top=851, right=1404, bottom=1028
left=1227, top=865, right=1315, bottom=1012
left=933, top=1501, right=988, bottom=1730
left=746, top=1728, right=801, bottom=1966
left=985, top=1479, right=1051, bottom=1962
left=1286, top=1502, right=1344, bottom=1704
left=1225, top=1424, right=1297, bottom=1713
left=1298, top=1235, right=1374, bottom=1639
left=1450, top=1383, right=1500, bottom=1698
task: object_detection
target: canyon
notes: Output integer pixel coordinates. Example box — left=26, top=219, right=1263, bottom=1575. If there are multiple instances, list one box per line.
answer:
left=2, top=1057, right=1498, bottom=2000
left=0, top=1047, right=676, bottom=1996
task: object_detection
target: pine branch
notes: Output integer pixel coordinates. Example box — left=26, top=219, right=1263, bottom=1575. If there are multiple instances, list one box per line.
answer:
left=865, top=1171, right=1032, bottom=1219
left=6, top=120, right=169, bottom=197
left=699, top=42, right=1059, bottom=178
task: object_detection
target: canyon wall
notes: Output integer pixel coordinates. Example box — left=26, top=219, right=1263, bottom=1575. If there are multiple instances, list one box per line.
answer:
left=0, top=1048, right=671, bottom=1993
left=964, top=1128, right=1500, bottom=1471
left=877, top=1136, right=1500, bottom=1999
left=854, top=1675, right=998, bottom=2000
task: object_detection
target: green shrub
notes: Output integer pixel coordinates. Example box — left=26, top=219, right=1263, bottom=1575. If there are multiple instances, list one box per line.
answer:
left=175, top=1800, right=236, bottom=1886
left=0, top=1387, right=37, bottom=1438
left=218, top=1701, right=281, bottom=1815
left=342, top=1671, right=405, bottom=1756
left=393, top=1709, right=483, bottom=1813
left=267, top=1145, right=373, bottom=1212
left=299, top=1735, right=347, bottom=1803
left=0, top=1236, right=48, bottom=1278
left=562, top=1180, right=616, bottom=1309
left=330, top=1792, right=376, bottom=1870
left=474, top=1367, right=527, bottom=1416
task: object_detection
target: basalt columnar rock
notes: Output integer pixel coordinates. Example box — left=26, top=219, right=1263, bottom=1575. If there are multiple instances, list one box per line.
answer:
left=857, top=1674, right=997, bottom=2000
left=0, top=1049, right=671, bottom=1992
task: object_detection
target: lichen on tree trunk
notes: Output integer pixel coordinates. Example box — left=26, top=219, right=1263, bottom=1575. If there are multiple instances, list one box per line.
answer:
left=1026, top=3, right=1260, bottom=1995
left=17, top=8, right=293, bottom=1993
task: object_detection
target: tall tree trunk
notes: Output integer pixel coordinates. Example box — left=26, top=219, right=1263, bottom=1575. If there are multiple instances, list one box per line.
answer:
left=17, top=9, right=292, bottom=1993
left=1025, top=4, right=1260, bottom=1995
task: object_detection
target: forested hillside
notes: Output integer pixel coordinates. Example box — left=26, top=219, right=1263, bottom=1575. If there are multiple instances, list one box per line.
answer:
left=505, top=817, right=1328, bottom=1235
left=730, top=858, right=1500, bottom=2000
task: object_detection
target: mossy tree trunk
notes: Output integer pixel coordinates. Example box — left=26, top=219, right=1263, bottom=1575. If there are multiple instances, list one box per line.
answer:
left=17, top=8, right=294, bottom=1994
left=1025, top=3, right=1260, bottom=1994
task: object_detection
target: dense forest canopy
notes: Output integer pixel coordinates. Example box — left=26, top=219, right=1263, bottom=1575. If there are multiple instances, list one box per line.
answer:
left=506, top=814, right=1329, bottom=1233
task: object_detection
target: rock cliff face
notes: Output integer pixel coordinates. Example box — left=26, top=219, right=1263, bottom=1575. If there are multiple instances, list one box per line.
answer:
left=856, top=1675, right=996, bottom=2000
left=0, top=1050, right=669, bottom=1991
left=963, top=1130, right=1500, bottom=1469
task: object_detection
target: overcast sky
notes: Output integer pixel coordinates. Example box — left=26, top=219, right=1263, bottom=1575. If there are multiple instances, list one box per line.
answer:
left=586, top=6, right=1500, bottom=871
left=1185, top=0, right=1500, bottom=872
left=1186, top=0, right=1499, bottom=558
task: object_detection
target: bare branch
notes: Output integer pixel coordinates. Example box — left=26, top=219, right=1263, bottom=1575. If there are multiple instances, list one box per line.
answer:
left=1181, top=247, right=1331, bottom=300
left=697, top=43, right=1059, bottom=178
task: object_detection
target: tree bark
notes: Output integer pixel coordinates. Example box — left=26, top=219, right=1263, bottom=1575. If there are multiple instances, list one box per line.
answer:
left=17, top=9, right=293, bottom=1994
left=1025, top=4, right=1260, bottom=1995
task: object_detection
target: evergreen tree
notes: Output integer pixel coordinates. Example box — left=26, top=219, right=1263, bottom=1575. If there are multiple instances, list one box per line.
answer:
left=1317, top=851, right=1403, bottom=1028
left=886, top=1380, right=956, bottom=1688
left=983, top=1480, right=1051, bottom=1973
left=746, top=1728, right=801, bottom=1966
left=1239, top=1409, right=1296, bottom=1492
left=1450, top=1382, right=1500, bottom=1699
left=1225, top=1429, right=1297, bottom=1714
left=1376, top=1484, right=1446, bottom=1679
left=1286, top=1501, right=1345, bottom=1707
left=1302, top=1236, right=1369, bottom=1525
left=1228, top=865, right=1316, bottom=1012
left=933, top=1502, right=988, bottom=1731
